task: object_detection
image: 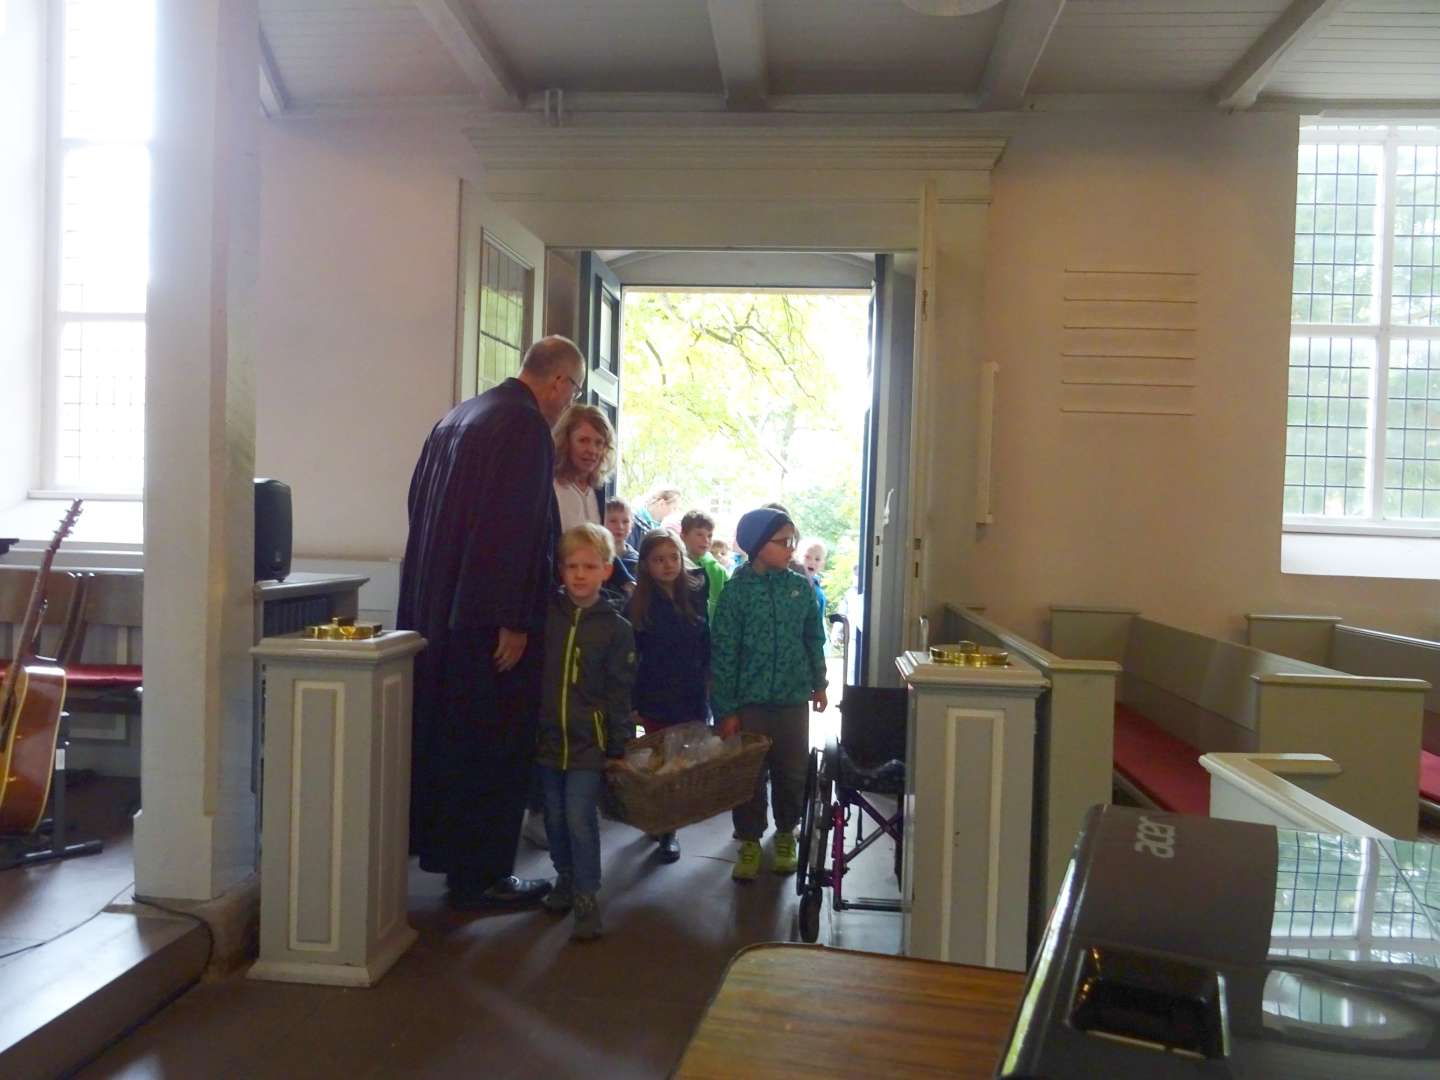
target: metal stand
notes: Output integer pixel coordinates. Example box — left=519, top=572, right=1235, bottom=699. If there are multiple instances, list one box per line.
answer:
left=0, top=712, right=105, bottom=870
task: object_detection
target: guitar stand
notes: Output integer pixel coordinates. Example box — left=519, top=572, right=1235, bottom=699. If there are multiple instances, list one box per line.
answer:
left=0, top=713, right=104, bottom=870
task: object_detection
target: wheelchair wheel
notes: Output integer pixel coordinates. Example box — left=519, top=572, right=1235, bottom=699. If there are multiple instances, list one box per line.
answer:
left=798, top=887, right=823, bottom=944
left=796, top=748, right=821, bottom=895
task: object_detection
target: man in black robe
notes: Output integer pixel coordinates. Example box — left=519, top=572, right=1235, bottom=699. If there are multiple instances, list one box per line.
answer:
left=397, top=336, right=585, bottom=908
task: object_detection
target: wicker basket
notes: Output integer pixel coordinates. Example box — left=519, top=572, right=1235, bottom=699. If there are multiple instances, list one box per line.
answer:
left=604, top=730, right=772, bottom=835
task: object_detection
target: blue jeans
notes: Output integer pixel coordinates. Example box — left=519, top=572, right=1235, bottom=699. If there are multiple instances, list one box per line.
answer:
left=539, top=765, right=604, bottom=894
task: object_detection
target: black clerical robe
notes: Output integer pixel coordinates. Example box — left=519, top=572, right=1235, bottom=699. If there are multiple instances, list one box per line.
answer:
left=397, top=377, right=558, bottom=885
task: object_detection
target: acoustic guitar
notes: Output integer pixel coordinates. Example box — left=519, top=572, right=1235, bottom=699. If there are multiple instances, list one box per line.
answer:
left=0, top=500, right=83, bottom=834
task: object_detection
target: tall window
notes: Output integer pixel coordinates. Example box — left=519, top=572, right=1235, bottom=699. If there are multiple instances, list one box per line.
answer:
left=43, top=0, right=154, bottom=494
left=1286, top=123, right=1440, bottom=530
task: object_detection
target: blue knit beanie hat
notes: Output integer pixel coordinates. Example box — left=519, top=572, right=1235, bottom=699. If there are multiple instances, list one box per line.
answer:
left=735, top=507, right=792, bottom=559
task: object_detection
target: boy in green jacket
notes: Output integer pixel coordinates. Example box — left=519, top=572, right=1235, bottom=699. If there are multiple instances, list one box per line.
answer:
left=712, top=507, right=828, bottom=881
left=535, top=523, right=637, bottom=939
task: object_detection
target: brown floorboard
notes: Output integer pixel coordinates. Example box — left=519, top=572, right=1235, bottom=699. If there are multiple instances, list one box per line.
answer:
left=77, top=803, right=902, bottom=1080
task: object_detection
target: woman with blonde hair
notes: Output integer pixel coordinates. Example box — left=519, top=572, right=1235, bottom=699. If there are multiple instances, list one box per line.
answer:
left=552, top=404, right=618, bottom=532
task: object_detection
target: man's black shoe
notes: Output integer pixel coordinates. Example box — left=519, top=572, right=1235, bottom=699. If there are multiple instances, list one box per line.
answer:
left=659, top=833, right=681, bottom=863
left=448, top=875, right=552, bottom=909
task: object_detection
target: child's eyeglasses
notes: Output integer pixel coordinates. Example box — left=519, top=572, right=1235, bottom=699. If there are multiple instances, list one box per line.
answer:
left=768, top=535, right=799, bottom=550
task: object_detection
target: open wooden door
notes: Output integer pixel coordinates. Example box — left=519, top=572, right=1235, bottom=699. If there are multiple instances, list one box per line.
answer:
left=904, top=181, right=939, bottom=652
left=861, top=253, right=917, bottom=687
left=576, top=251, right=623, bottom=471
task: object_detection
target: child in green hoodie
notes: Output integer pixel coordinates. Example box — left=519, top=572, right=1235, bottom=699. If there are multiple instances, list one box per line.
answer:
left=535, top=523, right=637, bottom=940
left=711, top=507, right=828, bottom=882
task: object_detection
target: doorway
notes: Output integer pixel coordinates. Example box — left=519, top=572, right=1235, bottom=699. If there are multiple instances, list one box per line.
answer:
left=547, top=248, right=919, bottom=698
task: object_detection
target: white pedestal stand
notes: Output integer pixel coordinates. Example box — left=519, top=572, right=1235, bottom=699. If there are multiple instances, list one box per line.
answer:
left=896, top=650, right=1047, bottom=971
left=248, top=630, right=424, bottom=986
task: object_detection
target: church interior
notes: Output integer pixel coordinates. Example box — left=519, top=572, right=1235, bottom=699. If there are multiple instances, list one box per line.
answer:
left=3, top=1, right=1440, bottom=1076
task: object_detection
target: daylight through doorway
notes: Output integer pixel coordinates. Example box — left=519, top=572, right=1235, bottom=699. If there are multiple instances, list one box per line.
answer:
left=617, top=289, right=872, bottom=744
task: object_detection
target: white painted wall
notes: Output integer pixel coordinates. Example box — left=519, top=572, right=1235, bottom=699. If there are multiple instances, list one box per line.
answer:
left=972, top=110, right=1440, bottom=644
left=254, top=108, right=1440, bottom=648
left=255, top=116, right=546, bottom=562
left=0, top=1, right=46, bottom=510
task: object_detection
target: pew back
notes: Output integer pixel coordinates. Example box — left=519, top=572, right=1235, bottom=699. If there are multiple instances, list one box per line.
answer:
left=1248, top=614, right=1440, bottom=757
left=942, top=605, right=1119, bottom=912
left=1053, top=605, right=1426, bottom=838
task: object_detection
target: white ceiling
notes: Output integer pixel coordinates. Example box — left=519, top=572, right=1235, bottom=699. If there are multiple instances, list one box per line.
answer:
left=256, top=0, right=1440, bottom=114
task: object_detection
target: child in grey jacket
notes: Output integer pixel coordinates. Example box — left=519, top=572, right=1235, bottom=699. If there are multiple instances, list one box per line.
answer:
left=535, top=524, right=637, bottom=940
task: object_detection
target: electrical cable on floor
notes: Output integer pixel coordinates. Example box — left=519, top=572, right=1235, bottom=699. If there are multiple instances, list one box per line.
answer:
left=0, top=879, right=138, bottom=962
left=132, top=893, right=216, bottom=972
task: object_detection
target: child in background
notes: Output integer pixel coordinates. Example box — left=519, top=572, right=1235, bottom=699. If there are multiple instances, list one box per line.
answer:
left=708, top=537, right=734, bottom=573
left=799, top=537, right=829, bottom=621
left=625, top=528, right=710, bottom=864
left=680, top=510, right=728, bottom=622
left=535, top=523, right=637, bottom=941
left=605, top=496, right=641, bottom=582
left=711, top=507, right=828, bottom=881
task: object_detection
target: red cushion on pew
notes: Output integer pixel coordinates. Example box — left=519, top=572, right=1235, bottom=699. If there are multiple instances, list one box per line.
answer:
left=1421, top=750, right=1440, bottom=805
left=1113, top=703, right=1210, bottom=816
left=0, top=661, right=140, bottom=690
left=62, top=663, right=143, bottom=691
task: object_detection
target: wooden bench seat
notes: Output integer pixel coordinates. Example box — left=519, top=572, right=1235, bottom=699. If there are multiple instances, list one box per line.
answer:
left=1112, top=702, right=1209, bottom=816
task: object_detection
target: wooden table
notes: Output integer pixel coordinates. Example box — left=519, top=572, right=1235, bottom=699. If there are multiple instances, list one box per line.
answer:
left=674, top=944, right=1025, bottom=1079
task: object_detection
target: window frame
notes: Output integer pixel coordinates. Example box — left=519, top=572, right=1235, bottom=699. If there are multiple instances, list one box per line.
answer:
left=1285, top=122, right=1440, bottom=538
left=34, top=0, right=150, bottom=500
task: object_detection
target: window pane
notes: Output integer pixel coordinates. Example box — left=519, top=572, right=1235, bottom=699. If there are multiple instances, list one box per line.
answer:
left=56, top=320, right=146, bottom=492
left=59, top=146, right=150, bottom=313
left=1286, top=336, right=1374, bottom=518
left=1383, top=338, right=1440, bottom=520
left=62, top=0, right=155, bottom=141
left=1293, top=139, right=1381, bottom=326
left=1392, top=144, right=1440, bottom=328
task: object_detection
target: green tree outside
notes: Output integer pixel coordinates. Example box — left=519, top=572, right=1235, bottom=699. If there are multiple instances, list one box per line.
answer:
left=618, top=290, right=869, bottom=616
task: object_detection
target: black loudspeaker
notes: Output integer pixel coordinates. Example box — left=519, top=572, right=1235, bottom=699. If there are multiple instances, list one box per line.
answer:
left=254, top=478, right=292, bottom=583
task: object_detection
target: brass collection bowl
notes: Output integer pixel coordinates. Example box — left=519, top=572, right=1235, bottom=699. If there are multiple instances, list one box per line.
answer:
left=929, top=641, right=1010, bottom=668
left=304, top=617, right=384, bottom=641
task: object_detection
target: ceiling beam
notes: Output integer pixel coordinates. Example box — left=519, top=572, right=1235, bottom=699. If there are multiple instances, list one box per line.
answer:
left=1212, top=0, right=1349, bottom=111
left=978, top=0, right=1065, bottom=111
left=414, top=0, right=524, bottom=107
left=706, top=0, right=768, bottom=109
left=258, top=27, right=288, bottom=118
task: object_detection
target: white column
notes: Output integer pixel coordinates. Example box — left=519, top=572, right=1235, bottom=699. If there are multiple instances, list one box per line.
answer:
left=134, top=0, right=260, bottom=900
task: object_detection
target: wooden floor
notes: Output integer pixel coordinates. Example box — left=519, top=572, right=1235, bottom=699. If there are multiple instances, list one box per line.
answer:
left=77, top=805, right=903, bottom=1078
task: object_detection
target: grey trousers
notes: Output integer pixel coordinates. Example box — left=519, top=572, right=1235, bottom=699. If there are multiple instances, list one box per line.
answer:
left=731, top=703, right=810, bottom=841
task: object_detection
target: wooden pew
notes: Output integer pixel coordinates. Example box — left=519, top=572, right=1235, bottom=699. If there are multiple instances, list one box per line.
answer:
left=1051, top=605, right=1426, bottom=839
left=1200, top=752, right=1390, bottom=838
left=940, top=605, right=1119, bottom=914
left=1246, top=613, right=1440, bottom=816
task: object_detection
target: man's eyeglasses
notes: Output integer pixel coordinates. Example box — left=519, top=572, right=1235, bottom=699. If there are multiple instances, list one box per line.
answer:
left=768, top=535, right=799, bottom=550
left=562, top=373, right=584, bottom=401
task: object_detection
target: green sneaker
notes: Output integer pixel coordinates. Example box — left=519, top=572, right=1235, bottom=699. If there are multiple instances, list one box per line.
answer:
left=732, top=839, right=762, bottom=882
left=772, top=831, right=799, bottom=875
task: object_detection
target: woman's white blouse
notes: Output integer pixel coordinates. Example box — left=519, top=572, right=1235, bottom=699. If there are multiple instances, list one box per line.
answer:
left=554, top=479, right=600, bottom=534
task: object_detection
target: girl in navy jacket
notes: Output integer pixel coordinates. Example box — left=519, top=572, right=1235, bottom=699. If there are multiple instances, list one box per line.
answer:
left=625, top=528, right=710, bottom=863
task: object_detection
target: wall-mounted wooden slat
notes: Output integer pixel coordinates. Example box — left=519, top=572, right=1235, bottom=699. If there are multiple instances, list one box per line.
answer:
left=1062, top=327, right=1196, bottom=359
left=1060, top=383, right=1196, bottom=416
left=1062, top=269, right=1198, bottom=304
left=1060, top=267, right=1200, bottom=417
left=1062, top=299, right=1197, bottom=331
left=1062, top=355, right=1196, bottom=387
